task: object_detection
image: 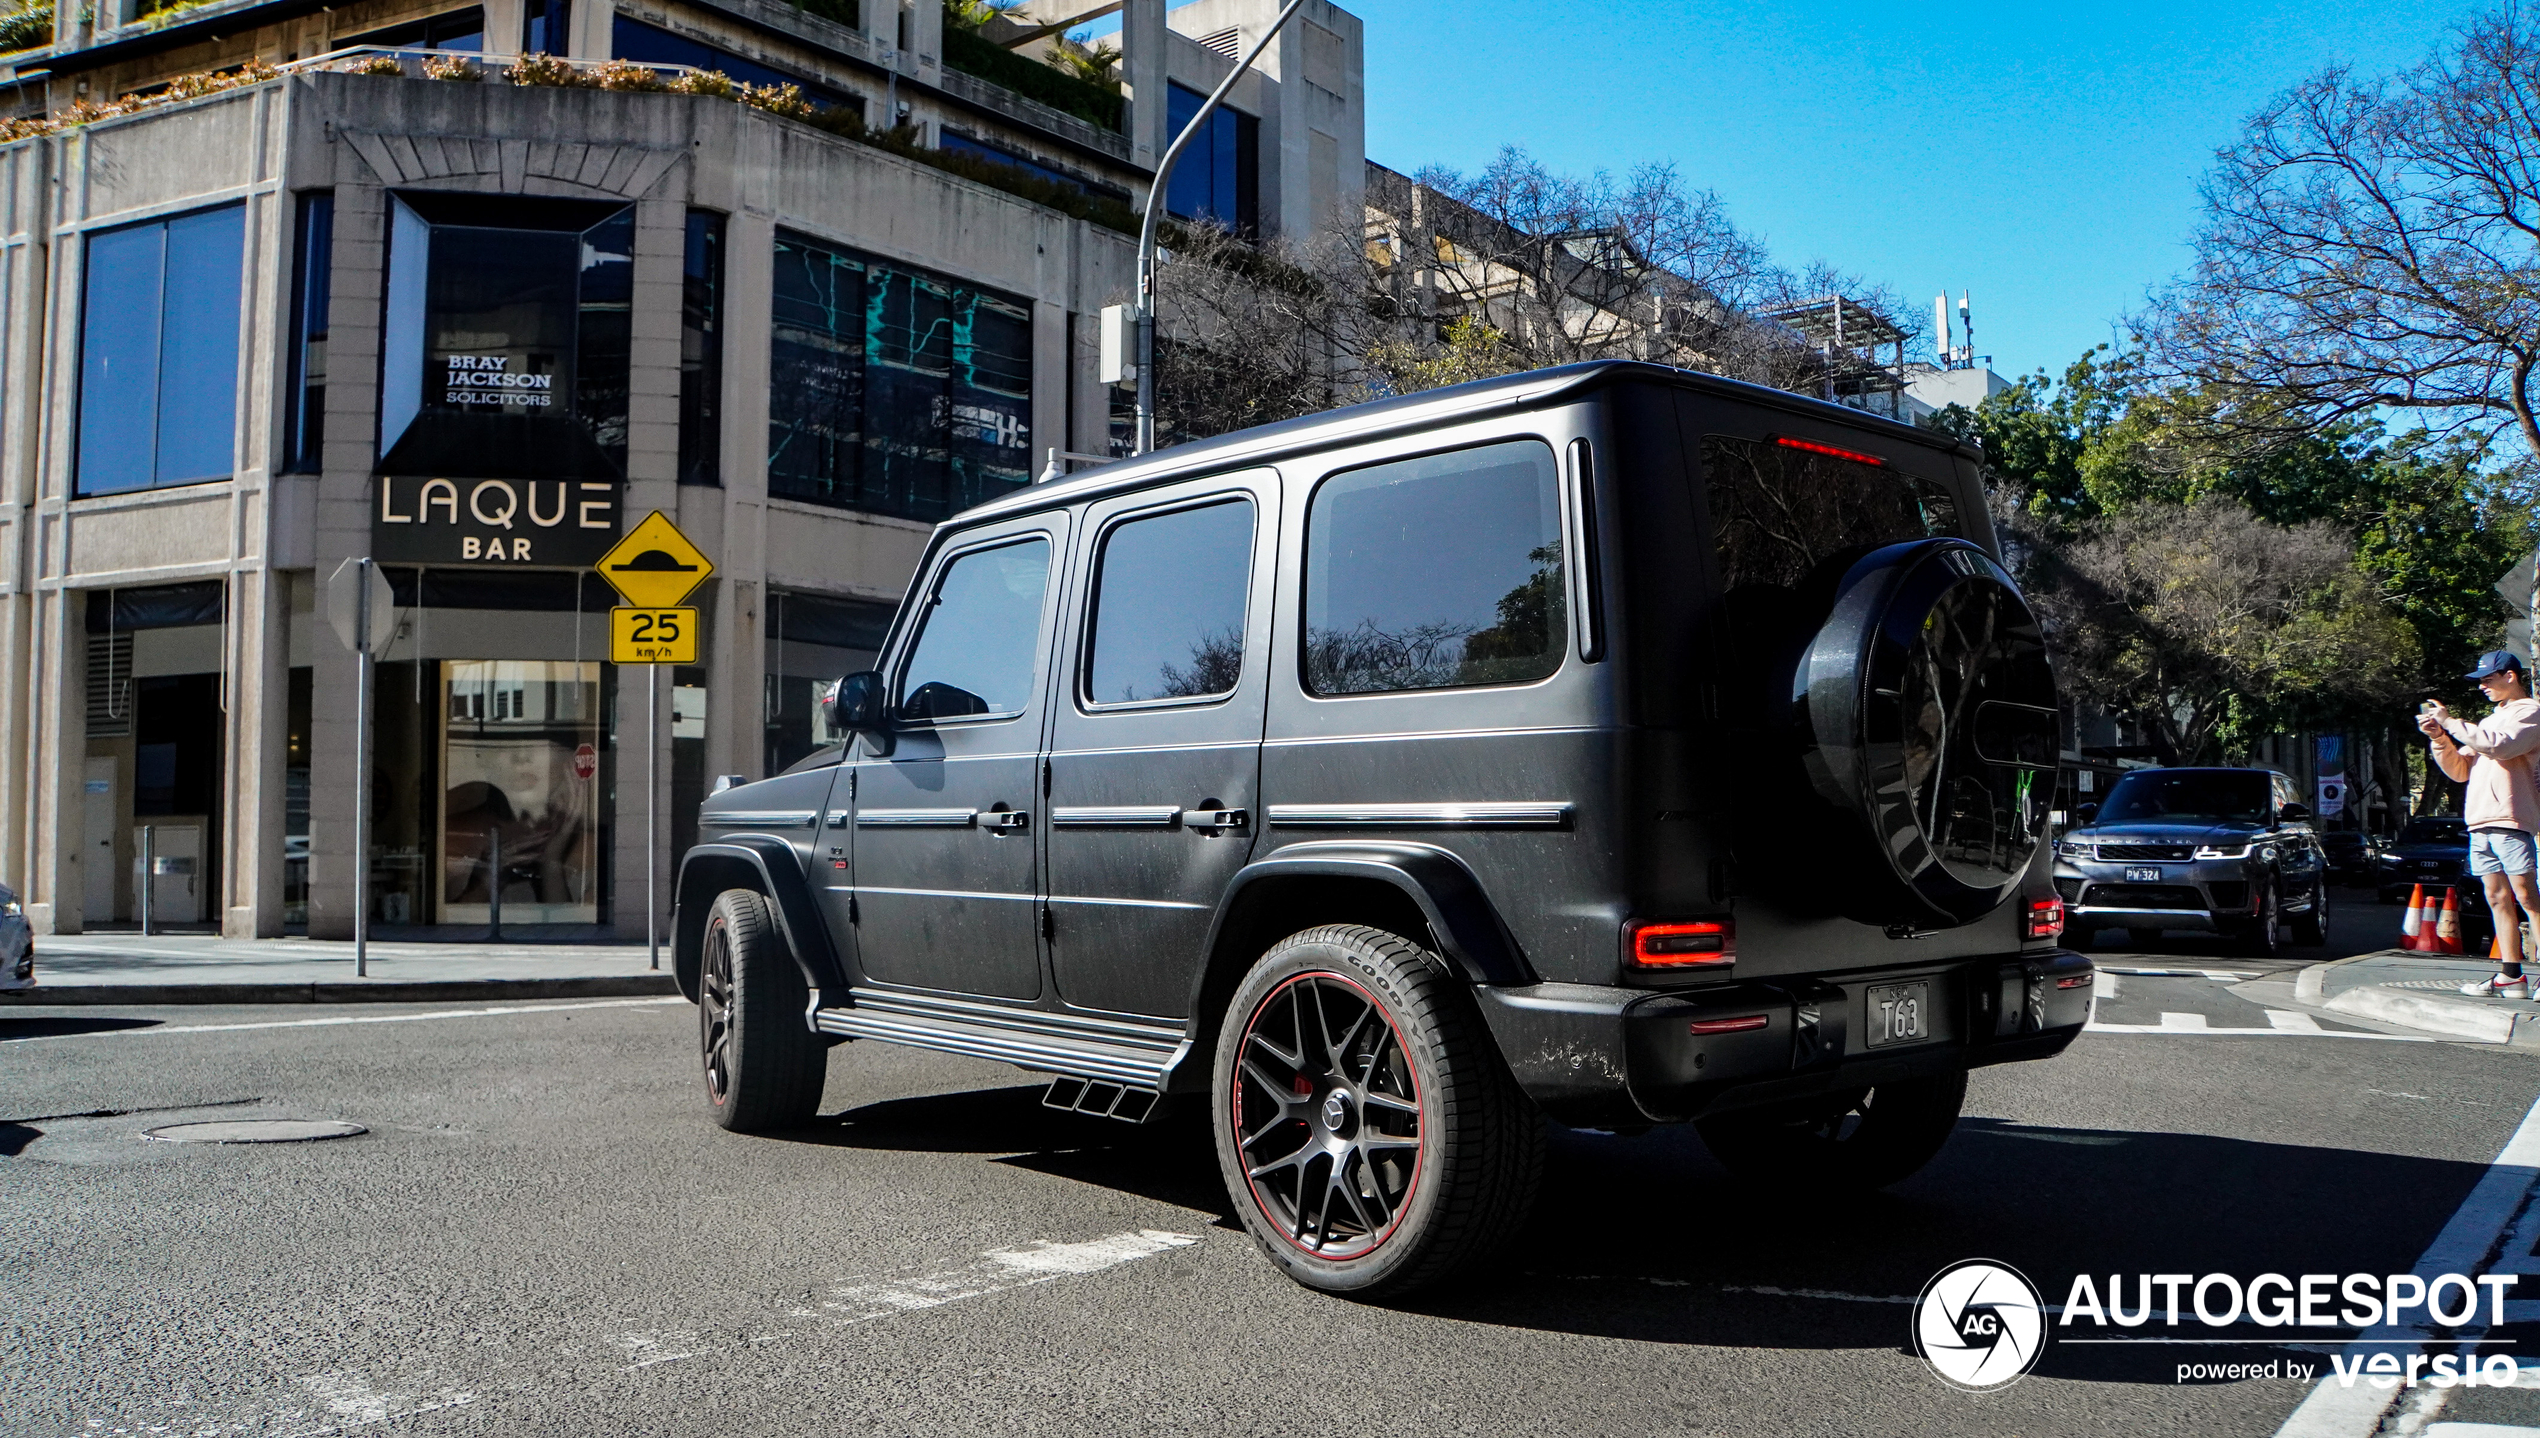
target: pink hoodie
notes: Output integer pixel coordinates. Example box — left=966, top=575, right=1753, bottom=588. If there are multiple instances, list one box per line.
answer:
left=2442, top=697, right=2540, bottom=833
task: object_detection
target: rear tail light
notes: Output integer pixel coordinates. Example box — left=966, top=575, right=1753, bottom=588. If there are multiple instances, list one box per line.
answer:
left=2057, top=972, right=2094, bottom=989
left=2024, top=896, right=2065, bottom=940
left=1689, top=1014, right=1768, bottom=1035
left=1629, top=918, right=1734, bottom=969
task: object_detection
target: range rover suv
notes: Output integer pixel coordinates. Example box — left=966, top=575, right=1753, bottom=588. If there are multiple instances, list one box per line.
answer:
left=674, top=360, right=2091, bottom=1297
left=2052, top=767, right=2327, bottom=954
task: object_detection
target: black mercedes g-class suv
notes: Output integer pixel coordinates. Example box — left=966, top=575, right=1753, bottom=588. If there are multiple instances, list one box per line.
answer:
left=673, top=360, right=2091, bottom=1297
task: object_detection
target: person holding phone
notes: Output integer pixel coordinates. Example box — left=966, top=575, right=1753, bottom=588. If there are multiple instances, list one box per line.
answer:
left=2423, top=651, right=2540, bottom=997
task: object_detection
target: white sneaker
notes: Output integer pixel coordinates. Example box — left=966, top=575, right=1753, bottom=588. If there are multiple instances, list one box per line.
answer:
left=2460, top=973, right=2533, bottom=998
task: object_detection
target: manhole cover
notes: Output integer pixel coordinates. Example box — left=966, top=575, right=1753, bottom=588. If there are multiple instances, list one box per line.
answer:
left=141, top=1120, right=367, bottom=1144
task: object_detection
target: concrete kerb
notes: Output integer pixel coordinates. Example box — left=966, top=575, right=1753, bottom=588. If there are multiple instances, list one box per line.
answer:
left=2295, top=950, right=2540, bottom=1047
left=1, top=976, right=681, bottom=1006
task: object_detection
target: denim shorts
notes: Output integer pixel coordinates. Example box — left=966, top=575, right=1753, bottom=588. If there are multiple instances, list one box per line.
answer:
left=2471, top=828, right=2538, bottom=875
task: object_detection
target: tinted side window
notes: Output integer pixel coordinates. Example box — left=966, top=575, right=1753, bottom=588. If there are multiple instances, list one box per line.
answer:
left=1087, top=498, right=1254, bottom=704
left=1304, top=440, right=1565, bottom=696
left=1703, top=434, right=1959, bottom=592
left=899, top=538, right=1051, bottom=721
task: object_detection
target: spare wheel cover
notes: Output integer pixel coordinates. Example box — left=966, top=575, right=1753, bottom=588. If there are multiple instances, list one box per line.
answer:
left=1795, top=539, right=2058, bottom=926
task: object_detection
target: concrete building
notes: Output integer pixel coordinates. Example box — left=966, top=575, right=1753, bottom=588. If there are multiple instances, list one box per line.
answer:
left=0, top=0, right=1364, bottom=940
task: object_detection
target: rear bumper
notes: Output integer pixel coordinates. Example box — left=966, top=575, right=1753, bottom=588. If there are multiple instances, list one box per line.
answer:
left=1476, top=949, right=2093, bottom=1127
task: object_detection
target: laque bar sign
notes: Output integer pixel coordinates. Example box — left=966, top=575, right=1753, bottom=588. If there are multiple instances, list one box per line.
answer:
left=373, top=477, right=622, bottom=565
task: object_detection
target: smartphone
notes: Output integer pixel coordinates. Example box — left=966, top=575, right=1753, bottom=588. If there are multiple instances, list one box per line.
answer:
left=2422, top=700, right=2443, bottom=716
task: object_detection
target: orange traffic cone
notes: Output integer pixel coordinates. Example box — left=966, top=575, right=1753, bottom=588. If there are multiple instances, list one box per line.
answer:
left=2403, top=883, right=2428, bottom=950
left=2437, top=888, right=2465, bottom=954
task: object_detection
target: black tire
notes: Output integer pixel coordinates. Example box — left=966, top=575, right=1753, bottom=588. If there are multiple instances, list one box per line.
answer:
left=2241, top=885, right=2283, bottom=959
left=1695, top=1072, right=1968, bottom=1191
left=1211, top=924, right=1543, bottom=1299
left=698, top=889, right=826, bottom=1132
left=2292, top=885, right=2329, bottom=946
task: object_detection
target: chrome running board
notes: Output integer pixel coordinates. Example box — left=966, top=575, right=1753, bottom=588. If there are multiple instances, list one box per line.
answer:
left=812, top=987, right=1184, bottom=1090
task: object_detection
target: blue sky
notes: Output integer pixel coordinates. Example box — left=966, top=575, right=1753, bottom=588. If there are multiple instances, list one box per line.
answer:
left=1346, top=0, right=2487, bottom=382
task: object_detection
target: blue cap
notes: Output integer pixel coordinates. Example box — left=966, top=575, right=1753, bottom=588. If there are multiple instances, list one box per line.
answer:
left=2468, top=650, right=2526, bottom=680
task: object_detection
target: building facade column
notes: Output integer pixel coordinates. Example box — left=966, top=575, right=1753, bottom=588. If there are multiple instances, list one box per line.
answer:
left=304, top=182, right=386, bottom=941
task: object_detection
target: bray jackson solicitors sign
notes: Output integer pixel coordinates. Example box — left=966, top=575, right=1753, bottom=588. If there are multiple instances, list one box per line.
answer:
left=372, top=476, right=622, bottom=566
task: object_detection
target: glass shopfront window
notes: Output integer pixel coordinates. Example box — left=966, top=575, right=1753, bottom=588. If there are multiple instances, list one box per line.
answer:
left=77, top=204, right=245, bottom=496
left=441, top=661, right=603, bottom=926
left=379, top=195, right=632, bottom=483
left=767, top=232, right=1034, bottom=523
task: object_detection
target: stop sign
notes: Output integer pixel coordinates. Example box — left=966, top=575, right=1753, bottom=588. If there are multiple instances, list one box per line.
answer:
left=573, top=743, right=597, bottom=780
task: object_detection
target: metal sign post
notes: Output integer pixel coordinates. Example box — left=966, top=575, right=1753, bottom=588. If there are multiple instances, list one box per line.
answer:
left=327, top=557, right=395, bottom=977
left=595, top=512, right=715, bottom=974
left=139, top=825, right=155, bottom=938
left=648, top=665, right=661, bottom=971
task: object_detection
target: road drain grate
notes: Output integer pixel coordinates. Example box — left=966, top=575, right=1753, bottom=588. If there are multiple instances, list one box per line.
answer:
left=141, top=1119, right=367, bottom=1144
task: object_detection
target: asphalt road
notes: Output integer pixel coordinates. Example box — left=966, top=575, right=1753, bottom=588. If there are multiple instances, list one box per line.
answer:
left=9, top=904, right=2540, bottom=1438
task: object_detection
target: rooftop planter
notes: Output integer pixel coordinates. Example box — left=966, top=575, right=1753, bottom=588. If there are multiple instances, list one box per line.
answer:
left=0, top=2, right=51, bottom=52
left=0, top=48, right=1142, bottom=237
left=940, top=3, right=1120, bottom=132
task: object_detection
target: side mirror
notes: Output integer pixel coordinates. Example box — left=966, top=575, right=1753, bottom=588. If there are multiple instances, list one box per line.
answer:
left=827, top=670, right=893, bottom=756
left=2278, top=802, right=2312, bottom=824
left=2075, top=803, right=2098, bottom=825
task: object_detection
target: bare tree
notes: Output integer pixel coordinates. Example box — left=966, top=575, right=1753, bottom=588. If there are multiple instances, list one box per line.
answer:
left=2024, top=495, right=2420, bottom=762
left=2144, top=6, right=2540, bottom=460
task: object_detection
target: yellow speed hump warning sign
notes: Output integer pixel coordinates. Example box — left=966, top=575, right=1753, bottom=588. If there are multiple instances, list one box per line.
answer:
left=596, top=511, right=714, bottom=609
left=612, top=607, right=698, bottom=665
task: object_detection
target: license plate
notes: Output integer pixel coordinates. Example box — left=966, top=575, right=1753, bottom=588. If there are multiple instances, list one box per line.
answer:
left=2125, top=866, right=2162, bottom=883
left=1866, top=982, right=1930, bottom=1048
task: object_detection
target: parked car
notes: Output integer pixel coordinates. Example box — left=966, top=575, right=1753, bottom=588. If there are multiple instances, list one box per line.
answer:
left=2052, top=767, right=2328, bottom=955
left=673, top=360, right=2091, bottom=1298
left=2378, top=816, right=2475, bottom=903
left=2320, top=829, right=2385, bottom=886
left=0, top=882, right=31, bottom=992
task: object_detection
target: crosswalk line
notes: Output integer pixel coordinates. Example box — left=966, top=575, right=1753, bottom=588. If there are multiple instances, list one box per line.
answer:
left=2160, top=1011, right=2210, bottom=1030
left=2267, top=1009, right=2324, bottom=1032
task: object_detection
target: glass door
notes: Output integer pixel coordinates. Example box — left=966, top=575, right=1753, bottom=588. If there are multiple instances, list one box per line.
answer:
left=440, top=660, right=603, bottom=925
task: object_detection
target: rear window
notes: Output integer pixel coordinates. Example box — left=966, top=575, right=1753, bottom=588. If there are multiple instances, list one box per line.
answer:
left=1703, top=434, right=1960, bottom=592
left=1303, top=440, right=1566, bottom=696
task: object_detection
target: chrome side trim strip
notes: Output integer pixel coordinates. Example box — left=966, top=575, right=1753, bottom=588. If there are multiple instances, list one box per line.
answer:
left=700, top=810, right=817, bottom=829
left=1049, top=806, right=1182, bottom=828
left=847, top=986, right=1184, bottom=1051
left=814, top=1009, right=1170, bottom=1086
left=1265, top=801, right=1575, bottom=830
left=856, top=808, right=979, bottom=828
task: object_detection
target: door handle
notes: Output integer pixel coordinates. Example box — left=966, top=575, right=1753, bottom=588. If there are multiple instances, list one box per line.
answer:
left=1180, top=807, right=1249, bottom=833
left=983, top=809, right=1031, bottom=834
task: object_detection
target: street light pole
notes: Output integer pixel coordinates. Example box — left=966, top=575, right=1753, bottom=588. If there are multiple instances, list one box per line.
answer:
left=1132, top=0, right=1310, bottom=455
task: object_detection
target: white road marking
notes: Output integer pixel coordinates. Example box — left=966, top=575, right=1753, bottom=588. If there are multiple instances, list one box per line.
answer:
left=78, top=1230, right=1200, bottom=1433
left=2, top=996, right=682, bottom=1042
left=2094, top=971, right=2122, bottom=1000
left=2267, top=1010, right=2325, bottom=1032
left=2160, top=1011, right=2210, bottom=1030
left=2275, top=1083, right=2540, bottom=1437
left=2096, top=967, right=2254, bottom=981
left=299, top=1371, right=393, bottom=1423
left=608, top=1330, right=701, bottom=1371
left=801, top=1230, right=1199, bottom=1326
left=2086, top=1021, right=2434, bottom=1041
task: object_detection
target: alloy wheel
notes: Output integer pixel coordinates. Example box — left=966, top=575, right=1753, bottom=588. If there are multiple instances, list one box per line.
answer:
left=700, top=919, right=735, bottom=1105
left=1231, top=972, right=1424, bottom=1260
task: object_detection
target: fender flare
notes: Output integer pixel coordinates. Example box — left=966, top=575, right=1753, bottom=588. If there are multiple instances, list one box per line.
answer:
left=1191, top=841, right=1538, bottom=1000
left=673, top=839, right=848, bottom=1003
